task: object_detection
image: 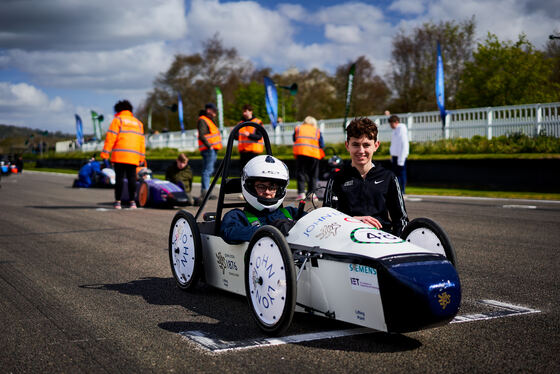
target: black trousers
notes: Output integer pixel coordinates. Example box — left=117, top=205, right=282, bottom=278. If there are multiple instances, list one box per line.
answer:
left=295, top=155, right=319, bottom=194
left=114, top=163, right=137, bottom=202
left=239, top=151, right=259, bottom=171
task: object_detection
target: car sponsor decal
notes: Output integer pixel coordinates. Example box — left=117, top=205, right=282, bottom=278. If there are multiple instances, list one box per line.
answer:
left=302, top=210, right=345, bottom=237
left=216, top=252, right=238, bottom=276
left=349, top=227, right=404, bottom=244
left=315, top=222, right=341, bottom=240
left=348, top=264, right=379, bottom=294
left=438, top=292, right=451, bottom=309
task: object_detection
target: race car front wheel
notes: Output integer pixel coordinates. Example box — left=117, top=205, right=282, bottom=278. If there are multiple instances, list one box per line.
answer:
left=169, top=210, right=203, bottom=290
left=401, top=217, right=457, bottom=267
left=245, top=226, right=296, bottom=336
left=138, top=181, right=149, bottom=207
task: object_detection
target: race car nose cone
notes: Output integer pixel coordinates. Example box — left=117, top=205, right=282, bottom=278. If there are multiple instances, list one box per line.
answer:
left=378, top=256, right=461, bottom=333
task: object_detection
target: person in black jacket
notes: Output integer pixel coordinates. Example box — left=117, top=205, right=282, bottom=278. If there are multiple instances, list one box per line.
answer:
left=324, top=117, right=408, bottom=236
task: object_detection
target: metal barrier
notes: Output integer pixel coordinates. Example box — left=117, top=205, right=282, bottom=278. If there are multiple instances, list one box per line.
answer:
left=76, top=102, right=560, bottom=153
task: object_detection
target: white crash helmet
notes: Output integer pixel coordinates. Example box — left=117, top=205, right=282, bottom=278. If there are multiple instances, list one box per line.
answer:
left=137, top=167, right=152, bottom=180
left=241, top=155, right=289, bottom=212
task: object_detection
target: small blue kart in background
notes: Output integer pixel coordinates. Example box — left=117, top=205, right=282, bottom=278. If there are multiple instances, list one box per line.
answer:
left=119, top=168, right=196, bottom=208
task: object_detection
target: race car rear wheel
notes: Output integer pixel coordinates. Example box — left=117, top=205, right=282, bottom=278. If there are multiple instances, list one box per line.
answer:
left=401, top=218, right=457, bottom=267
left=138, top=181, right=149, bottom=207
left=169, top=210, right=202, bottom=290
left=245, top=226, right=296, bottom=336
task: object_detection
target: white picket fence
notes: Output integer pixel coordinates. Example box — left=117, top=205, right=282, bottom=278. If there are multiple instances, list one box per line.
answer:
left=74, top=102, right=560, bottom=153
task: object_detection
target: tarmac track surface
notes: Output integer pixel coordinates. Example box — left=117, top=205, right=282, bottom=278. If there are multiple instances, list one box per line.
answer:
left=1, top=171, right=559, bottom=373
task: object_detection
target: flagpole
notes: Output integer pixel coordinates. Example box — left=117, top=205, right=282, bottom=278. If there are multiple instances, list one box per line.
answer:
left=342, top=63, right=356, bottom=132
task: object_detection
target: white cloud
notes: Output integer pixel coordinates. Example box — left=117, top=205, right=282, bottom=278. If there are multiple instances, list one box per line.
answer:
left=185, top=0, right=294, bottom=58
left=0, top=82, right=75, bottom=132
left=0, top=0, right=187, bottom=51
left=4, top=42, right=173, bottom=91
left=389, top=0, right=426, bottom=15
left=325, top=24, right=362, bottom=44
left=277, top=3, right=308, bottom=21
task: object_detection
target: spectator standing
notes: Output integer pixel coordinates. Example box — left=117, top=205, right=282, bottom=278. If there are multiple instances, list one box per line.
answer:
left=293, top=116, right=324, bottom=200
left=237, top=104, right=264, bottom=170
left=165, top=153, right=195, bottom=205
left=389, top=115, right=409, bottom=194
left=101, top=100, right=145, bottom=209
left=324, top=117, right=408, bottom=236
left=197, top=103, right=222, bottom=200
left=15, top=155, right=23, bottom=173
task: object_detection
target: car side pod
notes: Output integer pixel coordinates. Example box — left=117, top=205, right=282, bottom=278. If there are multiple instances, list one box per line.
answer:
left=377, top=255, right=461, bottom=333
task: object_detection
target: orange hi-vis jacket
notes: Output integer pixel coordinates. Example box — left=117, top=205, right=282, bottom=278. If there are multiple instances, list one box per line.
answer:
left=198, top=115, right=223, bottom=151
left=237, top=117, right=264, bottom=153
left=293, top=123, right=321, bottom=159
left=101, top=110, right=145, bottom=166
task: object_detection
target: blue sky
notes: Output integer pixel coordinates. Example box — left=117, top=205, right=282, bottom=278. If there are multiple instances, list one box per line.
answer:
left=0, top=0, right=558, bottom=134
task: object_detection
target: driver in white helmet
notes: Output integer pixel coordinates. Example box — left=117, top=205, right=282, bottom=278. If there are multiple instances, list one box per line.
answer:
left=221, top=155, right=304, bottom=243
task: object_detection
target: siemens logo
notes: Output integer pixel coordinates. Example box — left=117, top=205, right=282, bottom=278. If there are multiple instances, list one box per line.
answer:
left=348, top=264, right=377, bottom=275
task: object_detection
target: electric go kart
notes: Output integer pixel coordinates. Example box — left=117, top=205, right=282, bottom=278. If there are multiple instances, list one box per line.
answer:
left=120, top=167, right=194, bottom=208
left=168, top=122, right=461, bottom=336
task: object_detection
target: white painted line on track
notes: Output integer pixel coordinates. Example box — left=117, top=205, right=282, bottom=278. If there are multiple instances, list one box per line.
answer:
left=451, top=299, right=540, bottom=323
left=179, top=299, right=541, bottom=353
left=405, top=194, right=560, bottom=204
left=502, top=204, right=537, bottom=209
left=180, top=328, right=372, bottom=353
left=404, top=197, right=423, bottom=202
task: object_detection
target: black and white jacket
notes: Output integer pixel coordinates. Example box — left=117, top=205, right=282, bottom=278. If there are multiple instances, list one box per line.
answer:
left=324, top=161, right=408, bottom=236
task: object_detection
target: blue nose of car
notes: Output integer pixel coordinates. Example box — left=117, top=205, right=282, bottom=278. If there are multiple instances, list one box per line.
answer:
left=378, top=255, right=461, bottom=333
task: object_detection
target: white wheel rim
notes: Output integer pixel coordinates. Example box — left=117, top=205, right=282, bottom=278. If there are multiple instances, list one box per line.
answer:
left=406, top=228, right=446, bottom=257
left=248, top=236, right=288, bottom=327
left=171, top=217, right=196, bottom=285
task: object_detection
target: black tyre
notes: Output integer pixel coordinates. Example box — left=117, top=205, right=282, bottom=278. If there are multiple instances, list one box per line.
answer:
left=137, top=181, right=149, bottom=207
left=245, top=226, right=296, bottom=336
left=401, top=217, right=457, bottom=267
left=169, top=210, right=203, bottom=290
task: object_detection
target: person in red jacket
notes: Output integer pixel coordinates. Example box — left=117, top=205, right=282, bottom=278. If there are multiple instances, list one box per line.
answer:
left=101, top=100, right=145, bottom=209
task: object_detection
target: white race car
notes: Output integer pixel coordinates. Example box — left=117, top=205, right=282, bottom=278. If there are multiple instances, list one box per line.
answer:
left=168, top=122, right=460, bottom=336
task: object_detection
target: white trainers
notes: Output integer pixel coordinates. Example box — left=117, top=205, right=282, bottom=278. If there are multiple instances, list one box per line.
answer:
left=296, top=193, right=306, bottom=200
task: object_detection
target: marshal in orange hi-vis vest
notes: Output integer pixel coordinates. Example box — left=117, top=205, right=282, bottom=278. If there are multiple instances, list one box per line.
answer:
left=293, top=123, right=321, bottom=159
left=198, top=115, right=223, bottom=151
left=101, top=110, right=145, bottom=166
left=237, top=118, right=264, bottom=153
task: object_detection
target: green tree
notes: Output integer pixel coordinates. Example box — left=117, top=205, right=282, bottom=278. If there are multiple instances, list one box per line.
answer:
left=138, top=35, right=253, bottom=131
left=389, top=18, right=476, bottom=113
left=334, top=56, right=391, bottom=117
left=545, top=34, right=560, bottom=87
left=228, top=81, right=267, bottom=126
left=456, top=33, right=560, bottom=107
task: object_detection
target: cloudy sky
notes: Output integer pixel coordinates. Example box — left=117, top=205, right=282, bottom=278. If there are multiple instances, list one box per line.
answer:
left=0, top=0, right=558, bottom=134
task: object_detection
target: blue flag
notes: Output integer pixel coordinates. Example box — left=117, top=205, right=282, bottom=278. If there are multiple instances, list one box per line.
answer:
left=436, top=42, right=446, bottom=124
left=177, top=92, right=185, bottom=133
left=75, top=114, right=83, bottom=147
left=264, top=76, right=278, bottom=128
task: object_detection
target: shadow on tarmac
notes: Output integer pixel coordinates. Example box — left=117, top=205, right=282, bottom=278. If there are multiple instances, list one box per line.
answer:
left=80, top=276, right=421, bottom=353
